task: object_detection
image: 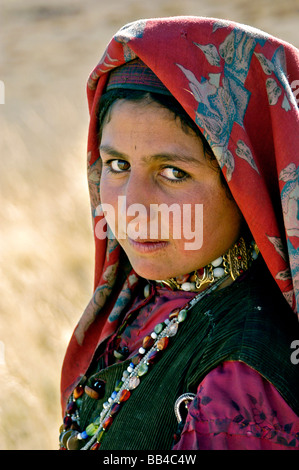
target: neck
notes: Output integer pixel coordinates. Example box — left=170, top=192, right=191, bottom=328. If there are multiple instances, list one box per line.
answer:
left=156, top=237, right=259, bottom=292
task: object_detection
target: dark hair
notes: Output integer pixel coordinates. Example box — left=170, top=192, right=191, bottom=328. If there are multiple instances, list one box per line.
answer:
left=98, top=88, right=214, bottom=150
left=97, top=88, right=229, bottom=188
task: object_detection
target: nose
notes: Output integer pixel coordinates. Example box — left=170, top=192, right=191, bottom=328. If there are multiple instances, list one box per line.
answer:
left=121, top=169, right=158, bottom=240
left=123, top=167, right=155, bottom=214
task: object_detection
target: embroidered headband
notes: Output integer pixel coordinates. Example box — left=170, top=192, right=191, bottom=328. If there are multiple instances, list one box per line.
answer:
left=105, top=58, right=172, bottom=95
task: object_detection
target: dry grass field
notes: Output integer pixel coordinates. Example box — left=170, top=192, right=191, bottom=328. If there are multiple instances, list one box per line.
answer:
left=0, top=0, right=298, bottom=450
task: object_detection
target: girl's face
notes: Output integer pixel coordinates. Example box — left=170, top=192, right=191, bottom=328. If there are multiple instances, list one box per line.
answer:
left=99, top=98, right=242, bottom=280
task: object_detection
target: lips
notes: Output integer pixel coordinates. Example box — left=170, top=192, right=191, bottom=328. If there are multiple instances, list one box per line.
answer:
left=127, top=237, right=169, bottom=253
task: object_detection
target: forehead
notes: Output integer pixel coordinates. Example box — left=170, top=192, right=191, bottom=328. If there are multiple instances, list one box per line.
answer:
left=101, top=99, right=200, bottom=147
left=100, top=99, right=206, bottom=166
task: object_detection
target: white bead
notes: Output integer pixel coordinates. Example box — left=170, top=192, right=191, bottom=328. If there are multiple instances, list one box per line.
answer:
left=127, top=366, right=133, bottom=373
left=211, top=256, right=223, bottom=267
left=151, top=332, right=157, bottom=340
left=144, top=284, right=150, bottom=298
left=139, top=346, right=146, bottom=355
left=181, top=282, right=195, bottom=291
left=213, top=267, right=225, bottom=278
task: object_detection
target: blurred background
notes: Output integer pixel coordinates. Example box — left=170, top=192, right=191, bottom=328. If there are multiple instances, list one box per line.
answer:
left=0, top=0, right=298, bottom=450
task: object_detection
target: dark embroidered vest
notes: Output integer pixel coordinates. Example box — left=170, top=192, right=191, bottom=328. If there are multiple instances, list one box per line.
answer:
left=78, top=260, right=299, bottom=450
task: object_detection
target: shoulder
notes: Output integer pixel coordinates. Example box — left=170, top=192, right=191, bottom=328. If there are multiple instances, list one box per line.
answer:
left=174, top=361, right=299, bottom=450
left=187, top=258, right=299, bottom=414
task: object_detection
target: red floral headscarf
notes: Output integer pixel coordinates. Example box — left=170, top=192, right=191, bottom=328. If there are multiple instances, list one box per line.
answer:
left=61, top=16, right=299, bottom=414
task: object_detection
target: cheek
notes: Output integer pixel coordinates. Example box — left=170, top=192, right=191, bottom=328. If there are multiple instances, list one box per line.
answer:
left=99, top=177, right=119, bottom=233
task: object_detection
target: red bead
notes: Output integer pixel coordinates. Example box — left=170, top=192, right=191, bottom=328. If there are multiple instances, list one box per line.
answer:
left=73, top=385, right=84, bottom=399
left=102, top=416, right=113, bottom=430
left=66, top=401, right=77, bottom=414
left=119, top=389, right=131, bottom=402
left=147, top=349, right=160, bottom=364
left=63, top=416, right=72, bottom=429
left=90, top=441, right=101, bottom=450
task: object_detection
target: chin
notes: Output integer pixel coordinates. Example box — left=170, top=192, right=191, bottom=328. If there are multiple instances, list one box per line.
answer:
left=129, top=260, right=174, bottom=281
left=130, top=259, right=191, bottom=282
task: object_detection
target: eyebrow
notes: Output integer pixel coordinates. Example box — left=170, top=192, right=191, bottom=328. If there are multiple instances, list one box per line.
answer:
left=99, top=144, right=203, bottom=166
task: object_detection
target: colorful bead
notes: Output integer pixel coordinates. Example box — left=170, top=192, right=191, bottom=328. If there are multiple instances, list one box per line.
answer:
left=169, top=309, right=180, bottom=319
left=154, top=323, right=164, bottom=334
left=178, top=309, right=187, bottom=322
left=90, top=441, right=101, bottom=450
left=168, top=322, right=178, bottom=337
left=131, top=354, right=141, bottom=365
left=85, top=385, right=100, bottom=400
left=110, top=402, right=121, bottom=416
left=115, top=380, right=123, bottom=391
left=137, top=362, right=149, bottom=376
left=66, top=401, right=77, bottom=414
left=63, top=416, right=73, bottom=429
left=92, top=380, right=106, bottom=398
left=128, top=376, right=140, bottom=390
left=157, top=336, right=169, bottom=350
left=119, top=389, right=131, bottom=402
left=73, top=385, right=84, bottom=399
left=86, top=423, right=98, bottom=436
left=143, top=335, right=155, bottom=349
left=96, top=429, right=106, bottom=443
left=147, top=349, right=159, bottom=364
left=102, top=416, right=113, bottom=430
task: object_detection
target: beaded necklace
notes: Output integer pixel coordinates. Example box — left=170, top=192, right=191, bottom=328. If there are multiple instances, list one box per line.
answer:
left=60, top=273, right=228, bottom=450
left=60, top=238, right=258, bottom=450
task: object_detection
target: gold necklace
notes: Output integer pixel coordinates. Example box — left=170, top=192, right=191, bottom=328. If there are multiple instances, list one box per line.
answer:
left=156, top=237, right=259, bottom=292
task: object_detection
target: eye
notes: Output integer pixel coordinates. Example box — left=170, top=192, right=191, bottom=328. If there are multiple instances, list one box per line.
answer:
left=108, top=159, right=130, bottom=173
left=160, top=166, right=189, bottom=182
